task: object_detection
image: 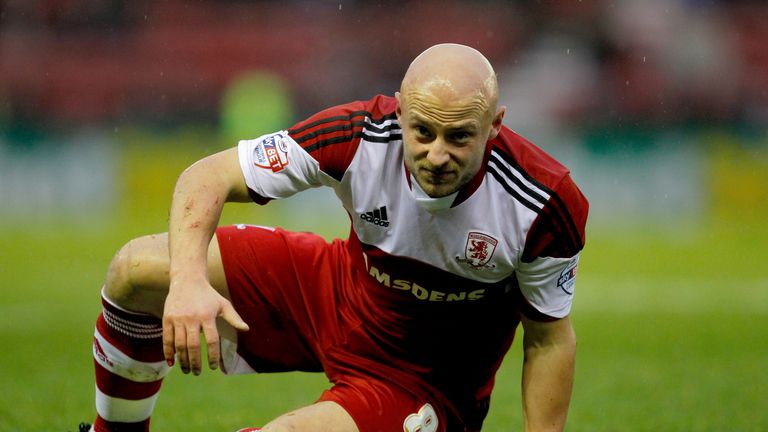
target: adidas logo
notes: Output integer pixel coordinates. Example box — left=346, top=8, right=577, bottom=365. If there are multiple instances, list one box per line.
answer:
left=360, top=206, right=390, bottom=227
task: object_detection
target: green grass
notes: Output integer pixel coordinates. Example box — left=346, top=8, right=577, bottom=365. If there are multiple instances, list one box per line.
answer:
left=1, top=213, right=766, bottom=431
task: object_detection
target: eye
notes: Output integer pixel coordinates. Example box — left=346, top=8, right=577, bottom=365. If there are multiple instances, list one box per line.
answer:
left=413, top=125, right=433, bottom=139
left=449, top=130, right=473, bottom=143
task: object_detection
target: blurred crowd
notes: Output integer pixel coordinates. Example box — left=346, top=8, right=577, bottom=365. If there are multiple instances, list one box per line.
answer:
left=1, top=0, right=766, bottom=134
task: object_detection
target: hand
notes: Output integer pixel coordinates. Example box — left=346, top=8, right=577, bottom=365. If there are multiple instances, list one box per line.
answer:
left=162, top=276, right=250, bottom=375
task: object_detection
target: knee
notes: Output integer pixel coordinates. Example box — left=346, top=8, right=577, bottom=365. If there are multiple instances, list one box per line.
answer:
left=261, top=402, right=354, bottom=431
left=262, top=423, right=298, bottom=432
left=104, top=235, right=169, bottom=312
left=262, top=413, right=304, bottom=432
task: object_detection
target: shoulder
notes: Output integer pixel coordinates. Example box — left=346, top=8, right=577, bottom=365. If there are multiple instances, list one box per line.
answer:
left=287, top=94, right=398, bottom=151
left=487, top=127, right=589, bottom=258
left=487, top=126, right=586, bottom=208
left=488, top=126, right=571, bottom=191
left=286, top=95, right=400, bottom=181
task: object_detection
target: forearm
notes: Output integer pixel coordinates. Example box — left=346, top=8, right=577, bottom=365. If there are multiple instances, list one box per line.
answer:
left=162, top=148, right=251, bottom=372
left=169, top=163, right=225, bottom=280
left=521, top=319, right=576, bottom=432
left=168, top=148, right=249, bottom=282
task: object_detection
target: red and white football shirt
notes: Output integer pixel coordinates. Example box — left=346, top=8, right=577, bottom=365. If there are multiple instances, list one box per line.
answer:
left=236, top=94, right=588, bottom=427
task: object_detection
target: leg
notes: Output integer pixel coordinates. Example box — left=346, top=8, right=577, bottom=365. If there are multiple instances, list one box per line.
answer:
left=261, top=401, right=357, bottom=432
left=104, top=232, right=230, bottom=316
left=252, top=376, right=445, bottom=432
left=216, top=226, right=442, bottom=432
left=90, top=232, right=230, bottom=432
left=215, top=225, right=359, bottom=431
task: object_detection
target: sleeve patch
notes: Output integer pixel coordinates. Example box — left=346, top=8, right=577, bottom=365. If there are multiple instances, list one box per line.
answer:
left=253, top=133, right=290, bottom=173
left=515, top=253, right=580, bottom=318
left=556, top=255, right=579, bottom=295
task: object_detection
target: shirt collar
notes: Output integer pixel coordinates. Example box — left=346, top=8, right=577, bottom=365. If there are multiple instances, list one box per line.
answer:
left=409, top=173, right=460, bottom=212
left=403, top=142, right=492, bottom=211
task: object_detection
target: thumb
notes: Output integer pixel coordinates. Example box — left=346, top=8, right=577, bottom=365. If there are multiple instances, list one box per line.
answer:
left=220, top=300, right=250, bottom=331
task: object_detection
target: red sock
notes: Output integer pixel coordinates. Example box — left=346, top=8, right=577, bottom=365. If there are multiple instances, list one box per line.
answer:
left=92, top=295, right=170, bottom=432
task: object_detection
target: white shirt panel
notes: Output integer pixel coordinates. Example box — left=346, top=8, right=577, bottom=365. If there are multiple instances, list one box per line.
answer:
left=341, top=137, right=541, bottom=284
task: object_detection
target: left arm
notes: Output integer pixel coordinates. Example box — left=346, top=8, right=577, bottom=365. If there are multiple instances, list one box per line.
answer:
left=520, top=314, right=576, bottom=432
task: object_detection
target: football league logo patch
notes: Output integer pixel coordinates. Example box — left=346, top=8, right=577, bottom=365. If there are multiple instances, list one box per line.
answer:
left=253, top=133, right=289, bottom=173
left=557, top=256, right=579, bottom=295
left=455, top=231, right=498, bottom=269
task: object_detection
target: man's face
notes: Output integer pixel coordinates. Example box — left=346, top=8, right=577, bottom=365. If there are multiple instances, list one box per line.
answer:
left=397, top=89, right=501, bottom=198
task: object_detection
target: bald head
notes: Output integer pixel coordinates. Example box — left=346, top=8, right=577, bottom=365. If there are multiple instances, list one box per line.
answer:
left=396, top=44, right=505, bottom=198
left=400, top=44, right=499, bottom=116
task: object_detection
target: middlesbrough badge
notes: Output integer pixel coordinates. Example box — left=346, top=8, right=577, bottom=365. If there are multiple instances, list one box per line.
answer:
left=455, top=231, right=498, bottom=269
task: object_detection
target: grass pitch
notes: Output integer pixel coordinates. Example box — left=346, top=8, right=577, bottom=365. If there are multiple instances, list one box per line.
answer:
left=0, top=211, right=765, bottom=431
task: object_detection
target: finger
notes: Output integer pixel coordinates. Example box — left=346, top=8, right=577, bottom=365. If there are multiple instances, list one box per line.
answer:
left=220, top=301, right=250, bottom=332
left=202, top=321, right=220, bottom=370
left=186, top=324, right=202, bottom=375
left=174, top=324, right=190, bottom=374
left=162, top=319, right=175, bottom=367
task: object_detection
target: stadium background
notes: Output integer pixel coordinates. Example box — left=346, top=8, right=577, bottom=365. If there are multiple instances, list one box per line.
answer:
left=0, top=1, right=766, bottom=430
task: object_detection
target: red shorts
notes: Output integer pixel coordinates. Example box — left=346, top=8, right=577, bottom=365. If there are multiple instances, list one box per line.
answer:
left=216, top=224, right=456, bottom=432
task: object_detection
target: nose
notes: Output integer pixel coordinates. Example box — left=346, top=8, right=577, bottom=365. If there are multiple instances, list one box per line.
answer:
left=426, top=139, right=450, bottom=167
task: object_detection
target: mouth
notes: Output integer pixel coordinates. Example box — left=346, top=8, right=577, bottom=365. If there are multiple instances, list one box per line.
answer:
left=419, top=168, right=455, bottom=185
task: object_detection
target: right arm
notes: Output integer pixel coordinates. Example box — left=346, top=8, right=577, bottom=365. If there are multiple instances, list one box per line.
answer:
left=164, top=98, right=379, bottom=373
left=163, top=147, right=251, bottom=375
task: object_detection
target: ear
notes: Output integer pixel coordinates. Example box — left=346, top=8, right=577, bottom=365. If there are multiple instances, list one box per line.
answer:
left=394, top=91, right=403, bottom=121
left=488, top=105, right=506, bottom=140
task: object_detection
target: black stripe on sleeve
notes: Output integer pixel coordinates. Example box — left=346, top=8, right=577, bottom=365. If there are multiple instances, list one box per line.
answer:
left=486, top=165, right=542, bottom=215
left=293, top=120, right=402, bottom=146
left=488, top=153, right=549, bottom=206
left=302, top=130, right=402, bottom=154
left=489, top=150, right=583, bottom=253
left=288, top=111, right=398, bottom=140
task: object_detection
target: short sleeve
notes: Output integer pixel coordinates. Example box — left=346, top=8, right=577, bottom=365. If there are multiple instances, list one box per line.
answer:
left=516, top=254, right=580, bottom=319
left=516, top=174, right=588, bottom=319
left=238, top=131, right=336, bottom=203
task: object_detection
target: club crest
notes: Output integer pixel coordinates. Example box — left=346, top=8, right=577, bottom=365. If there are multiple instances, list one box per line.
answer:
left=455, top=231, right=498, bottom=269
